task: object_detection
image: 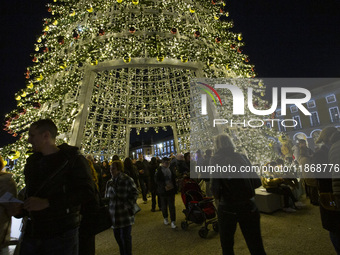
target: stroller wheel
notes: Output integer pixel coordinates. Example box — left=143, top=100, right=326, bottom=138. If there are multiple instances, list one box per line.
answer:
left=181, top=221, right=189, bottom=230
left=213, top=222, right=219, bottom=232
left=198, top=227, right=209, bottom=238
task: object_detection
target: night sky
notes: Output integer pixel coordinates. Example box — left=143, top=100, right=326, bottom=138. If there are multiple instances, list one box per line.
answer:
left=1, top=0, right=339, bottom=147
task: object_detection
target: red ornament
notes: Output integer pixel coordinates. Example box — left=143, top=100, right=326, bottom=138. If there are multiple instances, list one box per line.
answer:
left=212, top=0, right=217, bottom=5
left=99, top=28, right=105, bottom=36
left=33, top=102, right=41, bottom=109
left=43, top=47, right=49, bottom=53
left=73, top=31, right=79, bottom=39
left=245, top=57, right=249, bottom=62
left=25, top=70, right=30, bottom=79
left=170, top=28, right=177, bottom=34
left=129, top=27, right=136, bottom=33
left=237, top=47, right=242, bottom=53
left=32, top=56, right=38, bottom=62
left=194, top=31, right=200, bottom=38
left=12, top=133, right=18, bottom=137
left=19, top=108, right=26, bottom=115
left=231, top=44, right=236, bottom=49
left=215, top=37, right=221, bottom=43
left=5, top=117, right=12, bottom=124
left=48, top=7, right=52, bottom=12
left=58, top=37, right=65, bottom=45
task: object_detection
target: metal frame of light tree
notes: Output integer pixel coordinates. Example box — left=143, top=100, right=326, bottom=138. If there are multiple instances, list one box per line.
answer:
left=69, top=58, right=203, bottom=159
left=2, top=0, right=277, bottom=187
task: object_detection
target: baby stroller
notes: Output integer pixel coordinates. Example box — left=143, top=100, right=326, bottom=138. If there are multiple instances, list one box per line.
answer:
left=180, top=178, right=218, bottom=238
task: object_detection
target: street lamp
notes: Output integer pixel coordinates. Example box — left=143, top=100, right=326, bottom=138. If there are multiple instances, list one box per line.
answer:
left=132, top=151, right=135, bottom=159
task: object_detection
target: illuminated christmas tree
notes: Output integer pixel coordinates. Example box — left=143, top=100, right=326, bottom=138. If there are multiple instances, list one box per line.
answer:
left=2, top=0, right=279, bottom=186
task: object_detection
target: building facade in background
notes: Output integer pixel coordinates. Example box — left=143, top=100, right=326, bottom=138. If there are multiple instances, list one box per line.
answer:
left=275, top=80, right=340, bottom=150
left=130, top=137, right=176, bottom=160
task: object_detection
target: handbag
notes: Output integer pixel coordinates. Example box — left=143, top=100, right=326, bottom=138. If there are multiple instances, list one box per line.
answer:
left=130, top=203, right=141, bottom=215
left=319, top=192, right=340, bottom=211
left=80, top=204, right=112, bottom=235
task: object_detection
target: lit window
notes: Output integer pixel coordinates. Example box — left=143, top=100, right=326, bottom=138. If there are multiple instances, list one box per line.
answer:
left=309, top=111, right=320, bottom=127
left=326, top=94, right=336, bottom=104
left=278, top=120, right=286, bottom=132
left=329, top=107, right=340, bottom=123
left=307, top=100, right=316, bottom=108
left=293, top=115, right=302, bottom=130
left=290, top=105, right=298, bottom=113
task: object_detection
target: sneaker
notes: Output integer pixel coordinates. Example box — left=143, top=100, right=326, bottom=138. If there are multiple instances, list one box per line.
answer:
left=283, top=207, right=296, bottom=213
left=171, top=221, right=177, bottom=229
left=164, top=218, right=169, bottom=225
left=295, top=201, right=306, bottom=208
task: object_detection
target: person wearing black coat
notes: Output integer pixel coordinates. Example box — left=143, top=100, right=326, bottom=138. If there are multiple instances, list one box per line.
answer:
left=19, top=119, right=95, bottom=255
left=155, top=157, right=177, bottom=229
left=136, top=155, right=149, bottom=203
left=314, top=127, right=340, bottom=255
left=149, top=157, right=161, bottom=212
left=211, top=134, right=266, bottom=255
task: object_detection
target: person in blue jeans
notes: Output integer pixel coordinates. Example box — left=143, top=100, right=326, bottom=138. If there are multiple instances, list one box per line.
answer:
left=17, top=119, right=95, bottom=255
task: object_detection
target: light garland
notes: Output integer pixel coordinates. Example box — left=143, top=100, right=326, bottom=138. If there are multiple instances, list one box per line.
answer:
left=2, top=0, right=280, bottom=188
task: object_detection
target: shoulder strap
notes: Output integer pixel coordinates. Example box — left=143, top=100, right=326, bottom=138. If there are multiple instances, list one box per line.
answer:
left=33, top=152, right=80, bottom=197
left=34, top=160, right=69, bottom=196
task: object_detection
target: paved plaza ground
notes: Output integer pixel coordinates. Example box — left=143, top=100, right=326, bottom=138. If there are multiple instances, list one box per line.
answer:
left=95, top=194, right=336, bottom=255
left=1, top=193, right=335, bottom=255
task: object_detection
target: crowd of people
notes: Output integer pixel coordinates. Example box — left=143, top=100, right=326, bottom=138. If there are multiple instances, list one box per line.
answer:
left=0, top=118, right=339, bottom=255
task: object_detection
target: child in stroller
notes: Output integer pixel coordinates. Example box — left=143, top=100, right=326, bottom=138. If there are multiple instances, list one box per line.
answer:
left=180, top=177, right=218, bottom=238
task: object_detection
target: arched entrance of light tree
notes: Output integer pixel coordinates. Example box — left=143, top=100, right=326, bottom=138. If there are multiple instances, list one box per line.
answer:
left=70, top=59, right=202, bottom=159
